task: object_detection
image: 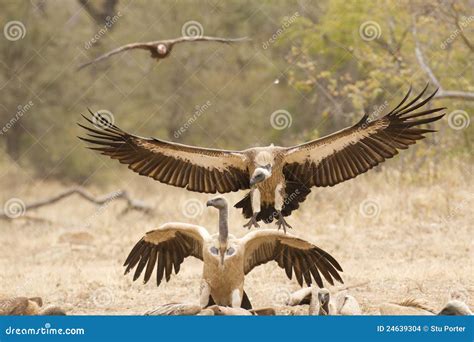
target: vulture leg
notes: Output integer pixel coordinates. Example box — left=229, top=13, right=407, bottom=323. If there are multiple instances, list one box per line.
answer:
left=275, top=211, right=292, bottom=233
left=243, top=213, right=260, bottom=229
left=200, top=280, right=212, bottom=308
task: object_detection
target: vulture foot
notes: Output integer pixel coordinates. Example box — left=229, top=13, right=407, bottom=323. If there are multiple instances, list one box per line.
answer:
left=243, top=214, right=260, bottom=229
left=276, top=212, right=292, bottom=233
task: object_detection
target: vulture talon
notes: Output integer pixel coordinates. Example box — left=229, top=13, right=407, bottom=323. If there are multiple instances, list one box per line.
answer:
left=276, top=212, right=292, bottom=233
left=243, top=215, right=260, bottom=229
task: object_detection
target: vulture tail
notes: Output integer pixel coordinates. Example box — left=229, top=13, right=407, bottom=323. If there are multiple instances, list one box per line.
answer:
left=234, top=182, right=311, bottom=223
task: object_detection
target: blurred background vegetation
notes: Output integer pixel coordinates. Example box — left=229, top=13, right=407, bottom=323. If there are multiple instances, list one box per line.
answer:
left=0, top=0, right=472, bottom=185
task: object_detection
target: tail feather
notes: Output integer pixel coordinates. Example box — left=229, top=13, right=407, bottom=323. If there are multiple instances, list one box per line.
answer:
left=234, top=181, right=311, bottom=223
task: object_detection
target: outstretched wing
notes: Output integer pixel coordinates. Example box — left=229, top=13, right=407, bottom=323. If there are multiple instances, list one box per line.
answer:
left=77, top=42, right=153, bottom=70
left=283, top=85, right=445, bottom=187
left=168, top=36, right=250, bottom=46
left=78, top=111, right=250, bottom=193
left=241, top=230, right=343, bottom=287
left=124, top=223, right=210, bottom=286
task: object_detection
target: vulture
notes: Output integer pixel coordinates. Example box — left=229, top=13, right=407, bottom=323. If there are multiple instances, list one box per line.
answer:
left=145, top=303, right=275, bottom=316
left=378, top=298, right=436, bottom=315
left=78, top=36, right=249, bottom=70
left=0, top=296, right=66, bottom=316
left=438, top=300, right=472, bottom=316
left=309, top=288, right=362, bottom=315
left=79, top=85, right=445, bottom=231
left=123, top=197, right=343, bottom=309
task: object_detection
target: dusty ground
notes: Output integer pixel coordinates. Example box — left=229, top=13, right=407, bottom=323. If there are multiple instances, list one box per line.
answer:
left=0, top=160, right=472, bottom=315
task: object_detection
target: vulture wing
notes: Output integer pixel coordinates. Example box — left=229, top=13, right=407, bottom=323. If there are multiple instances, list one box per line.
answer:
left=124, top=223, right=210, bottom=286
left=168, top=36, right=250, bottom=46
left=241, top=230, right=343, bottom=287
left=79, top=111, right=250, bottom=193
left=282, top=85, right=445, bottom=187
left=77, top=42, right=154, bottom=70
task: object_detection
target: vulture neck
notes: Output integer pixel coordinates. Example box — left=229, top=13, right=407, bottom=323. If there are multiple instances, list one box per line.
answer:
left=218, top=204, right=229, bottom=265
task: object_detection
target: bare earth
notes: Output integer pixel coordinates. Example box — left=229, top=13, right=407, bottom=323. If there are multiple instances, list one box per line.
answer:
left=1, top=162, right=472, bottom=315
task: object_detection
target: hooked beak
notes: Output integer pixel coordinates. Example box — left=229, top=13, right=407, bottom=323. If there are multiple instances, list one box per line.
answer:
left=206, top=200, right=213, bottom=207
left=249, top=178, right=257, bottom=187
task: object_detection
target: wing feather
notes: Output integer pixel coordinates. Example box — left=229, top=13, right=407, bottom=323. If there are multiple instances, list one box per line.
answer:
left=123, top=223, right=210, bottom=286
left=79, top=111, right=250, bottom=193
left=283, top=86, right=445, bottom=187
left=242, top=230, right=343, bottom=288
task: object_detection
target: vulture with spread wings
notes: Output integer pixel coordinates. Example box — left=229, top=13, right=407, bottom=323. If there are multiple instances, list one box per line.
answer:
left=78, top=36, right=249, bottom=70
left=124, top=197, right=343, bottom=309
left=79, top=85, right=445, bottom=231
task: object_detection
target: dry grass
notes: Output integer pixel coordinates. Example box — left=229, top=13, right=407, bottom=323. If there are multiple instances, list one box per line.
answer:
left=0, top=160, right=472, bottom=315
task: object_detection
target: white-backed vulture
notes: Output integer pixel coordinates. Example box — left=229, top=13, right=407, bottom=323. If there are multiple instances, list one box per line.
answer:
left=309, top=288, right=362, bottom=315
left=438, top=300, right=472, bottom=316
left=145, top=303, right=276, bottom=316
left=379, top=298, right=436, bottom=315
left=78, top=36, right=249, bottom=70
left=80, top=85, right=445, bottom=231
left=123, top=197, right=343, bottom=309
left=0, top=297, right=66, bottom=316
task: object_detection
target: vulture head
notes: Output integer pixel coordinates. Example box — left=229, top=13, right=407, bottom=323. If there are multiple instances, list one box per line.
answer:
left=152, top=43, right=171, bottom=59
left=250, top=164, right=272, bottom=186
left=206, top=196, right=227, bottom=210
left=317, top=288, right=331, bottom=315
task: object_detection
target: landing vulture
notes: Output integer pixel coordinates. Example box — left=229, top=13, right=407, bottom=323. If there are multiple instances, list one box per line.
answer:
left=78, top=36, right=249, bottom=70
left=79, top=85, right=445, bottom=231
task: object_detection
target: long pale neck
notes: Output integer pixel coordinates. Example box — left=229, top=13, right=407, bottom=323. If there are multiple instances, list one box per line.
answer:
left=218, top=205, right=229, bottom=244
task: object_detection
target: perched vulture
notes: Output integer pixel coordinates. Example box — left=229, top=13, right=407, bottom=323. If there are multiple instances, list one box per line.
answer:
left=79, top=85, right=445, bottom=231
left=123, top=197, right=343, bottom=309
left=78, top=36, right=249, bottom=70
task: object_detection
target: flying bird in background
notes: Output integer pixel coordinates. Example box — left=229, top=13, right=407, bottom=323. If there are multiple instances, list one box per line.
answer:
left=79, top=84, right=445, bottom=232
left=77, top=36, right=249, bottom=70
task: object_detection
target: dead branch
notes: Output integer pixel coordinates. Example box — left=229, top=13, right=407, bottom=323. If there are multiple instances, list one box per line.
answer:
left=412, top=24, right=474, bottom=101
left=0, top=187, right=153, bottom=220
